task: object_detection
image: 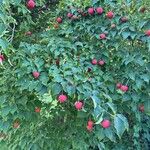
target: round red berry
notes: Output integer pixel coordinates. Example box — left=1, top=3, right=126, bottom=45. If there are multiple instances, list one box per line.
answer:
left=91, top=59, right=97, bottom=65
left=86, top=125, right=93, bottom=132
left=96, top=7, right=103, bottom=15
left=120, top=85, right=128, bottom=92
left=67, top=13, right=73, bottom=18
left=58, top=94, right=67, bottom=103
left=88, top=8, right=95, bottom=15
left=32, top=71, right=40, bottom=79
left=145, top=30, right=150, bottom=36
left=56, top=17, right=62, bottom=23
left=106, top=11, right=114, bottom=19
left=74, top=101, right=83, bottom=110
left=35, top=107, right=41, bottom=113
left=99, top=33, right=106, bottom=39
left=101, top=119, right=111, bottom=128
left=98, top=60, right=105, bottom=66
left=27, top=0, right=35, bottom=10
left=116, top=83, right=122, bottom=89
left=139, top=104, right=144, bottom=112
left=13, top=122, right=20, bottom=129
left=121, top=17, right=128, bottom=23
left=87, top=120, right=94, bottom=127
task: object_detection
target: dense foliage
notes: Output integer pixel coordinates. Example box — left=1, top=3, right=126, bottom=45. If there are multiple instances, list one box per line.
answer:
left=0, top=0, right=150, bottom=150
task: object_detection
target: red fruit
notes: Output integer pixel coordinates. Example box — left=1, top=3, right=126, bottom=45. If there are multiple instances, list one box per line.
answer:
left=145, top=30, right=150, bottom=36
left=67, top=13, right=73, bottom=18
left=58, top=94, right=67, bottom=103
left=120, top=85, right=128, bottom=92
left=77, top=9, right=83, bottom=14
left=82, top=12, right=87, bottom=17
left=99, top=33, right=106, bottom=39
left=88, top=8, right=95, bottom=15
left=111, top=23, right=116, bottom=28
left=32, top=71, right=40, bottom=79
left=87, top=68, right=92, bottom=72
left=27, top=0, right=35, bottom=10
left=139, top=104, right=144, bottom=112
left=35, top=107, right=41, bottom=113
left=54, top=24, right=59, bottom=29
left=140, top=7, right=146, bottom=13
left=56, top=59, right=60, bottom=65
left=25, top=31, right=32, bottom=36
left=71, top=15, right=78, bottom=20
left=56, top=17, right=62, bottom=23
left=121, top=17, right=128, bottom=23
left=87, top=120, right=94, bottom=127
left=106, top=11, right=114, bottom=19
left=13, top=122, right=20, bottom=129
left=0, top=58, right=3, bottom=63
left=116, top=83, right=122, bottom=89
left=86, top=125, right=93, bottom=132
left=96, top=7, right=103, bottom=15
left=101, top=119, right=111, bottom=128
left=0, top=54, right=4, bottom=61
left=91, top=59, right=97, bottom=65
left=74, top=101, right=83, bottom=110
left=98, top=60, right=105, bottom=66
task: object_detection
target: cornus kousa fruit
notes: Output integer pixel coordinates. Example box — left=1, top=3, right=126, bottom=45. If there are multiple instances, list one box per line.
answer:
left=67, top=13, right=73, bottom=18
left=120, top=85, right=128, bottom=92
left=32, top=71, right=40, bottom=79
left=56, top=17, right=62, bottom=23
left=121, top=17, right=128, bottom=23
left=99, top=33, right=106, bottom=39
left=98, top=60, right=105, bottom=66
left=96, top=7, right=103, bottom=15
left=101, top=119, right=111, bottom=128
left=139, top=104, right=144, bottom=112
left=35, top=107, right=41, bottom=113
left=71, top=15, right=78, bottom=20
left=116, top=83, right=122, bottom=89
left=56, top=59, right=60, bottom=66
left=82, top=12, right=87, bottom=17
left=88, top=8, right=94, bottom=15
left=74, top=101, right=83, bottom=110
left=27, top=0, right=35, bottom=10
left=58, top=94, right=67, bottom=103
left=87, top=67, right=92, bottom=72
left=140, top=7, right=146, bottom=13
left=86, top=125, right=93, bottom=132
left=111, top=23, right=116, bottom=28
left=25, top=31, right=32, bottom=36
left=13, top=122, right=20, bottom=129
left=145, top=30, right=150, bottom=36
left=87, top=120, right=94, bottom=127
left=106, top=11, right=114, bottom=19
left=0, top=54, right=4, bottom=62
left=54, top=24, right=59, bottom=29
left=91, top=59, right=97, bottom=65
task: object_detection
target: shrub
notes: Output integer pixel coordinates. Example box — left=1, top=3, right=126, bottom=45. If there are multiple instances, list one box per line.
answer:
left=0, top=0, right=150, bottom=149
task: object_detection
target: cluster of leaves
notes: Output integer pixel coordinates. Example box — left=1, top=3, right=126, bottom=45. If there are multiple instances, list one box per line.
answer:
left=0, top=0, right=150, bottom=150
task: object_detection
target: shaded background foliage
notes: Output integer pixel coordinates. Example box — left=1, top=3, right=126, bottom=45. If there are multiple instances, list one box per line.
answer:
left=0, top=0, right=150, bottom=150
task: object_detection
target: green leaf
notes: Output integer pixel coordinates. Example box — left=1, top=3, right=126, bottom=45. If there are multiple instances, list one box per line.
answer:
left=106, top=102, right=117, bottom=114
left=0, top=23, right=6, bottom=35
left=145, top=100, right=150, bottom=116
left=140, top=74, right=149, bottom=83
left=0, top=38, right=8, bottom=51
left=122, top=31, right=130, bottom=39
left=114, top=114, right=129, bottom=138
left=51, top=82, right=62, bottom=96
left=91, top=95, right=100, bottom=108
left=104, top=128, right=116, bottom=142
